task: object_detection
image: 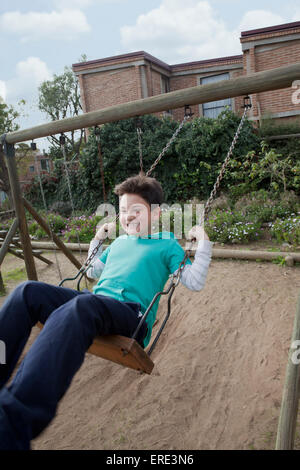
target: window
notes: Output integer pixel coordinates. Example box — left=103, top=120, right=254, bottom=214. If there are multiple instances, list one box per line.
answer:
left=29, top=165, right=35, bottom=173
left=161, top=75, right=171, bottom=115
left=201, top=73, right=232, bottom=118
left=40, top=159, right=50, bottom=172
left=161, top=76, right=170, bottom=94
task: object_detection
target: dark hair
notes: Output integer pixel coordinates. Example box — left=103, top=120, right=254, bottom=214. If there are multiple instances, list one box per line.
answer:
left=114, top=174, right=164, bottom=207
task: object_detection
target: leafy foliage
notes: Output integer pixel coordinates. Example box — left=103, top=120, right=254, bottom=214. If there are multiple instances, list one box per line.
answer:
left=270, top=215, right=300, bottom=246
left=223, top=140, right=300, bottom=201
left=24, top=110, right=300, bottom=222
left=54, top=110, right=259, bottom=211
left=38, top=66, right=84, bottom=154
left=0, top=99, right=20, bottom=134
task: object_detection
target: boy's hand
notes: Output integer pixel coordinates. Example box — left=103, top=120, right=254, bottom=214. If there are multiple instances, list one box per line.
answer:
left=188, top=225, right=210, bottom=242
left=95, top=222, right=116, bottom=241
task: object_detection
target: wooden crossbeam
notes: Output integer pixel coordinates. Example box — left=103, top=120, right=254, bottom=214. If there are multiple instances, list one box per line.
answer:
left=3, top=63, right=300, bottom=145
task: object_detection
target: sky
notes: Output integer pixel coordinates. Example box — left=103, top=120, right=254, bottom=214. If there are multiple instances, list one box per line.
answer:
left=1, top=0, right=300, bottom=152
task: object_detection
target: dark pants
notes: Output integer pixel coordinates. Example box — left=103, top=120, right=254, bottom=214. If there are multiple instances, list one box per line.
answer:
left=0, top=281, right=147, bottom=450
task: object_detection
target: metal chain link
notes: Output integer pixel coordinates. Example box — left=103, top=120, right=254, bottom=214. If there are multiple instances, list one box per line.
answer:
left=146, top=114, right=190, bottom=177
left=203, top=105, right=250, bottom=223
left=171, top=250, right=191, bottom=286
left=34, top=152, right=63, bottom=280
left=61, top=139, right=88, bottom=287
left=136, top=127, right=144, bottom=174
left=172, top=103, right=251, bottom=277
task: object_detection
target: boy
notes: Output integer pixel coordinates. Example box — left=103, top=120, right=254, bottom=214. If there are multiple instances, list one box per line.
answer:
left=0, top=174, right=212, bottom=450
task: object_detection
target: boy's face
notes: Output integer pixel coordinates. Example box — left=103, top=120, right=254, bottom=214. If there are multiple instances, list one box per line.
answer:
left=119, top=193, right=160, bottom=237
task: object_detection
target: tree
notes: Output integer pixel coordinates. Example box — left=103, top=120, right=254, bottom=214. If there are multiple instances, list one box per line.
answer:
left=38, top=66, right=84, bottom=157
left=0, top=98, right=29, bottom=206
left=0, top=99, right=20, bottom=133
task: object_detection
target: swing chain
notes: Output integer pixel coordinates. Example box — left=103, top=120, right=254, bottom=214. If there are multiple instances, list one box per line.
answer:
left=172, top=99, right=251, bottom=288
left=145, top=111, right=191, bottom=178
left=136, top=125, right=143, bottom=174
left=203, top=102, right=250, bottom=221
left=84, top=238, right=104, bottom=268
left=170, top=249, right=192, bottom=287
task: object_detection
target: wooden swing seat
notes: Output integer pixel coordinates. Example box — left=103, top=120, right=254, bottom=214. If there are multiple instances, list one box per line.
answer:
left=88, top=335, right=154, bottom=374
left=36, top=322, right=154, bottom=375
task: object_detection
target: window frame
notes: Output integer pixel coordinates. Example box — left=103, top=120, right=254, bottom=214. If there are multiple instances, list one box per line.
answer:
left=199, top=73, right=233, bottom=118
left=40, top=159, right=50, bottom=172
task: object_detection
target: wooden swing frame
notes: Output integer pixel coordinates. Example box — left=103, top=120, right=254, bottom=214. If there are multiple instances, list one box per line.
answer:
left=1, top=63, right=299, bottom=375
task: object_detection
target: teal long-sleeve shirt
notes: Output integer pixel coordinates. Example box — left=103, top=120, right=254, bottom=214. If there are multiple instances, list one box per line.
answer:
left=92, top=232, right=191, bottom=347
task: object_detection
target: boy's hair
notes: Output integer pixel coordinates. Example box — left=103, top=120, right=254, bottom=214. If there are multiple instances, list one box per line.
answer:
left=114, top=174, right=164, bottom=207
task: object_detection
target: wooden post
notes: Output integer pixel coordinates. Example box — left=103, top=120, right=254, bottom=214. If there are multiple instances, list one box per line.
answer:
left=0, top=271, right=5, bottom=295
left=0, top=218, right=19, bottom=265
left=2, top=142, right=37, bottom=280
left=97, top=138, right=107, bottom=202
left=276, top=292, right=300, bottom=449
left=22, top=198, right=82, bottom=271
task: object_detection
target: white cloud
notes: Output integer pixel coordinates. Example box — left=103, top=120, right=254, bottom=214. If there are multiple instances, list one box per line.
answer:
left=291, top=10, right=300, bottom=22
left=53, top=0, right=126, bottom=8
left=120, top=0, right=291, bottom=64
left=53, top=0, right=94, bottom=8
left=0, top=81, right=6, bottom=102
left=239, top=10, right=285, bottom=32
left=16, top=57, right=52, bottom=86
left=120, top=0, right=240, bottom=63
left=5, top=57, right=52, bottom=102
left=0, top=9, right=90, bottom=42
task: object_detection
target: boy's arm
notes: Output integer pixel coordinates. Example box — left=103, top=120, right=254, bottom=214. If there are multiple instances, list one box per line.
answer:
left=179, top=239, right=213, bottom=291
left=86, top=221, right=115, bottom=280
left=86, top=238, right=105, bottom=280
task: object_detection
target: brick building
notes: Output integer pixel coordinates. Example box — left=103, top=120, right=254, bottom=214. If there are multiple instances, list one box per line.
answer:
left=18, top=150, right=53, bottom=189
left=73, top=20, right=300, bottom=125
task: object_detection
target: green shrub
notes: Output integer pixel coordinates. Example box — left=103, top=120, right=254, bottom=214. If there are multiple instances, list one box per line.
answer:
left=46, top=213, right=66, bottom=233
left=28, top=213, right=66, bottom=239
left=224, top=141, right=300, bottom=200
left=233, top=189, right=299, bottom=224
left=270, top=215, right=300, bottom=246
left=62, top=215, right=102, bottom=243
left=205, top=208, right=262, bottom=244
left=50, top=201, right=73, bottom=217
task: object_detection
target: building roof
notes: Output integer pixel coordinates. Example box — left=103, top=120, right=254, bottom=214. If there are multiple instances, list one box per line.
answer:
left=241, top=20, right=300, bottom=38
left=73, top=51, right=243, bottom=74
left=72, top=51, right=171, bottom=72
left=171, top=55, right=242, bottom=70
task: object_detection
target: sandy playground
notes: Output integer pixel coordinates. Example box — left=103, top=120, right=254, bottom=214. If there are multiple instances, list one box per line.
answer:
left=1, top=244, right=300, bottom=450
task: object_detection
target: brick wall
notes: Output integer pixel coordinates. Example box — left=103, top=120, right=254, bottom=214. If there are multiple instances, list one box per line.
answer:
left=82, top=67, right=140, bottom=112
left=18, top=152, right=54, bottom=190
left=254, top=40, right=300, bottom=117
